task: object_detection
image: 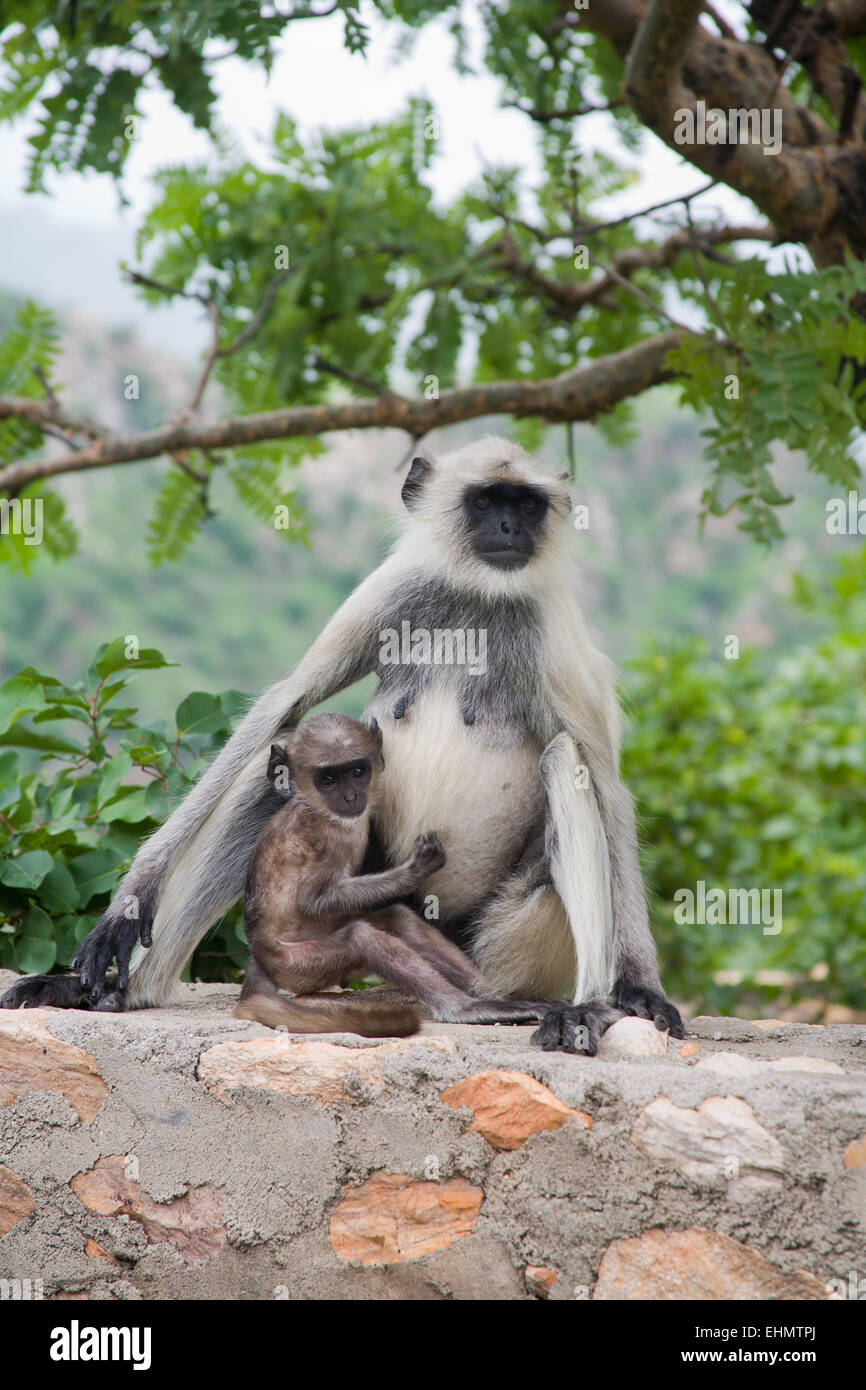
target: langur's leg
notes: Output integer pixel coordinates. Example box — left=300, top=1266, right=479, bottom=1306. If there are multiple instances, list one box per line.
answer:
left=344, top=911, right=545, bottom=1025
left=375, top=904, right=487, bottom=994
left=470, top=877, right=623, bottom=1054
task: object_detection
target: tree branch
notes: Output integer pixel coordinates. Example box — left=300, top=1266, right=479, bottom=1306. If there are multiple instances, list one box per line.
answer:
left=563, top=0, right=866, bottom=262
left=0, top=334, right=680, bottom=493
left=489, top=223, right=776, bottom=314
left=0, top=396, right=105, bottom=440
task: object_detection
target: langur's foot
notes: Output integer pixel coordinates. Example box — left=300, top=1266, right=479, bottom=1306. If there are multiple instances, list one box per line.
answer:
left=0, top=970, right=128, bottom=1012
left=531, top=1000, right=622, bottom=1054
left=0, top=972, right=89, bottom=1009
left=613, top=978, right=685, bottom=1038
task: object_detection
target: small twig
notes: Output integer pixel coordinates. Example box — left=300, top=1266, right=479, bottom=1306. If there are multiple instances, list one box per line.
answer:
left=131, top=266, right=294, bottom=415
left=487, top=202, right=552, bottom=248
left=502, top=97, right=626, bottom=123
left=216, top=269, right=295, bottom=358
left=703, top=2, right=737, bottom=40
left=586, top=248, right=720, bottom=342
left=684, top=203, right=736, bottom=340
left=188, top=301, right=222, bottom=414
left=395, top=433, right=428, bottom=472
left=312, top=355, right=395, bottom=397
left=127, top=268, right=212, bottom=307
left=171, top=453, right=208, bottom=486
left=576, top=179, right=718, bottom=238
left=31, top=363, right=57, bottom=408
left=761, top=1, right=824, bottom=106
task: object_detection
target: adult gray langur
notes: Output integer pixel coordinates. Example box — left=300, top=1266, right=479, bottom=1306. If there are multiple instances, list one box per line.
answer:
left=2, top=436, right=684, bottom=1052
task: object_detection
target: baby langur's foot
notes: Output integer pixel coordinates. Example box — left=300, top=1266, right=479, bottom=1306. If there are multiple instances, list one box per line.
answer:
left=434, top=997, right=544, bottom=1025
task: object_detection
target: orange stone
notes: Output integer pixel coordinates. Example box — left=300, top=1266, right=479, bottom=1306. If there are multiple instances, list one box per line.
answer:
left=84, top=1237, right=118, bottom=1264
left=330, top=1171, right=482, bottom=1266
left=0, top=1164, right=34, bottom=1235
left=593, top=1228, right=828, bottom=1300
left=198, top=1034, right=456, bottom=1105
left=71, top=1156, right=225, bottom=1260
left=440, top=1069, right=591, bottom=1150
left=525, top=1264, right=558, bottom=1298
left=843, top=1135, right=866, bottom=1169
left=680, top=1042, right=701, bottom=1059
left=0, top=1011, right=107, bottom=1122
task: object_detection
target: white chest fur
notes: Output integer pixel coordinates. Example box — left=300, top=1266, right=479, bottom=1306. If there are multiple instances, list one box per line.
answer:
left=372, top=686, right=545, bottom=914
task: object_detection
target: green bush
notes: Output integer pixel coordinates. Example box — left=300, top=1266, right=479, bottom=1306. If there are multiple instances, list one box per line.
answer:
left=0, top=639, right=248, bottom=983
left=626, top=545, right=866, bottom=1014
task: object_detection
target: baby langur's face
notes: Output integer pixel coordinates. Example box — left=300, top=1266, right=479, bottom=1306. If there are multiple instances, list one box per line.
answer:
left=313, top=759, right=373, bottom=818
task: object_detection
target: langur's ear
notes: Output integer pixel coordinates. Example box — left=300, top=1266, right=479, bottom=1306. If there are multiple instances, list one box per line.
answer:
left=556, top=468, right=570, bottom=482
left=368, top=717, right=385, bottom=767
left=401, top=456, right=434, bottom=513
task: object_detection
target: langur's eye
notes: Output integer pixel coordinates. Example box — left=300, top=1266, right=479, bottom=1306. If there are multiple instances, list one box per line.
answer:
left=522, top=497, right=538, bottom=511
left=321, top=773, right=335, bottom=786
left=352, top=766, right=365, bottom=778
left=476, top=494, right=491, bottom=508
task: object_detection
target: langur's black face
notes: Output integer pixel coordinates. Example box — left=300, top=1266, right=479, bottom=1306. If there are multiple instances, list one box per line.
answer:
left=313, top=759, right=373, bottom=818
left=462, top=482, right=549, bottom=570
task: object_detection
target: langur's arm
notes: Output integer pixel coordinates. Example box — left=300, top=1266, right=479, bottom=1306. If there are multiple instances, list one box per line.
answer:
left=300, top=834, right=445, bottom=920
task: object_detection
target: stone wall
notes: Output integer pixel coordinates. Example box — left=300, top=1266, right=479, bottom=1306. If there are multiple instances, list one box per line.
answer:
left=1, top=973, right=864, bottom=1301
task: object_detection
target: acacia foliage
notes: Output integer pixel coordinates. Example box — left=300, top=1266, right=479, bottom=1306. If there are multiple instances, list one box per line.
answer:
left=1, top=2, right=866, bottom=563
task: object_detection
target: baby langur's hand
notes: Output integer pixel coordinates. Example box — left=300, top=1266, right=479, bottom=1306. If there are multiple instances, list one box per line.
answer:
left=411, top=832, right=446, bottom=876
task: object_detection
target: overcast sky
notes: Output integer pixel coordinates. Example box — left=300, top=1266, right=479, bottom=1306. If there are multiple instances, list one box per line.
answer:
left=0, top=3, right=765, bottom=354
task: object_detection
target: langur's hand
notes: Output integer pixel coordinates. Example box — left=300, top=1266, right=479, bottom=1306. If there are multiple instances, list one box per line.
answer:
left=73, top=897, right=154, bottom=1001
left=410, top=832, right=446, bottom=876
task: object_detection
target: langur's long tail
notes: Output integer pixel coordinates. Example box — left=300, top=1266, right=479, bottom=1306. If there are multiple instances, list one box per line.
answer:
left=540, top=733, right=614, bottom=1003
left=234, top=991, right=420, bottom=1037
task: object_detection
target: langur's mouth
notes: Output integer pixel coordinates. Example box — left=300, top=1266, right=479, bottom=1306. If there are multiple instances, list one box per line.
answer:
left=478, top=549, right=532, bottom=569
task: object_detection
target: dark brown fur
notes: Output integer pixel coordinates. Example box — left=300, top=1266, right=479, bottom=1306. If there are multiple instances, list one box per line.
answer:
left=235, top=714, right=552, bottom=1034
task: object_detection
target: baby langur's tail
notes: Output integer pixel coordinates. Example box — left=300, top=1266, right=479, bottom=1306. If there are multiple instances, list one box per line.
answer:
left=234, top=990, right=420, bottom=1037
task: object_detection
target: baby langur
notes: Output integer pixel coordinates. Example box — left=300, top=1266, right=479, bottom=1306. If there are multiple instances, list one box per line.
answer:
left=235, top=714, right=547, bottom=1035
